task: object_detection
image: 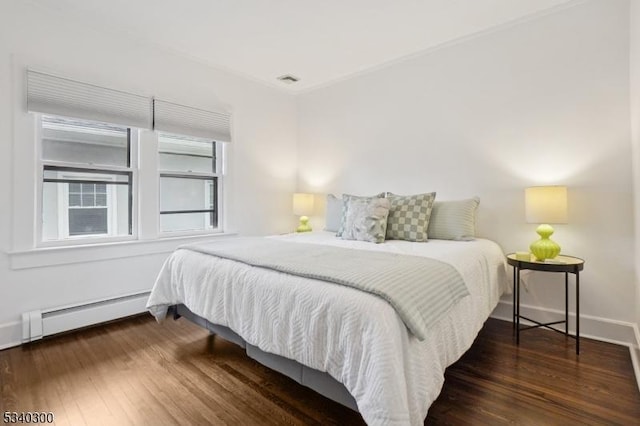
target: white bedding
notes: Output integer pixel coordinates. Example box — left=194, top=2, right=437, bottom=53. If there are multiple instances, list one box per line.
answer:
left=147, top=232, right=509, bottom=426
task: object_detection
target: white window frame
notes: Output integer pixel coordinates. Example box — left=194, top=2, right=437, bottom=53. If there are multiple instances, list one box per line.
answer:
left=57, top=173, right=118, bottom=239
left=9, top=65, right=233, bottom=269
left=157, top=132, right=224, bottom=237
left=36, top=114, right=139, bottom=247
left=203, top=179, right=215, bottom=229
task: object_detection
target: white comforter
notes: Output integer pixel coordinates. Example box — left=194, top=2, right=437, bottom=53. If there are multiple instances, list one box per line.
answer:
left=147, top=232, right=508, bottom=425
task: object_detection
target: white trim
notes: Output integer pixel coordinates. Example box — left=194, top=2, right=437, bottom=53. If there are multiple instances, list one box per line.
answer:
left=1, top=291, right=152, bottom=350
left=492, top=301, right=640, bottom=391
left=217, top=142, right=225, bottom=231
left=42, top=159, right=134, bottom=174
left=491, top=300, right=638, bottom=346
left=158, top=229, right=224, bottom=239
left=59, top=172, right=115, bottom=238
left=11, top=56, right=39, bottom=252
left=37, top=234, right=138, bottom=248
left=492, top=300, right=640, bottom=391
left=137, top=130, right=160, bottom=239
left=203, top=179, right=213, bottom=228
left=35, top=114, right=44, bottom=246
left=157, top=134, right=223, bottom=235
left=0, top=321, right=22, bottom=351
left=11, top=57, right=229, bottom=254
left=40, top=291, right=150, bottom=338
left=7, top=231, right=237, bottom=270
left=157, top=169, right=219, bottom=179
left=27, top=0, right=587, bottom=94
left=631, top=343, right=640, bottom=393
left=632, top=324, right=640, bottom=392
left=37, top=115, right=139, bottom=245
left=294, top=0, right=588, bottom=94
left=2, top=296, right=638, bottom=391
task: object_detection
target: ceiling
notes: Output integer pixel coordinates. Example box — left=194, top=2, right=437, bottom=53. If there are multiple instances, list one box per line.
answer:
left=32, top=0, right=575, bottom=92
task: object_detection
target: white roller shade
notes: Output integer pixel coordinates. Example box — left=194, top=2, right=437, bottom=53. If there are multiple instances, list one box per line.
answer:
left=153, top=99, right=231, bottom=142
left=27, top=69, right=152, bottom=129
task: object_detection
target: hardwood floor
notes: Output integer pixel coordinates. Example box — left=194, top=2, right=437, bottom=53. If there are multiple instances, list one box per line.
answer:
left=1, top=316, right=638, bottom=425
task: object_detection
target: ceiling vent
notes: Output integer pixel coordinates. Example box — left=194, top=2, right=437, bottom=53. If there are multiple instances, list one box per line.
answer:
left=277, top=74, right=300, bottom=84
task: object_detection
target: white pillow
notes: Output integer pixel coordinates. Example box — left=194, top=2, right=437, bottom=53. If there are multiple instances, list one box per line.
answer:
left=324, top=194, right=342, bottom=232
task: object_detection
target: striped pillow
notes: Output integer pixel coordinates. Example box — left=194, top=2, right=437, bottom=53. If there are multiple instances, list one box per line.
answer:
left=427, top=197, right=480, bottom=241
left=385, top=192, right=436, bottom=242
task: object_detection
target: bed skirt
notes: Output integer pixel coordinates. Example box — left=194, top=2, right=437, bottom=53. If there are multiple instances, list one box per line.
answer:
left=169, top=303, right=359, bottom=411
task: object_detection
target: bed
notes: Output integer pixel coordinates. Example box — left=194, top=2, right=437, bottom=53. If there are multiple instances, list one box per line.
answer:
left=147, top=231, right=508, bottom=425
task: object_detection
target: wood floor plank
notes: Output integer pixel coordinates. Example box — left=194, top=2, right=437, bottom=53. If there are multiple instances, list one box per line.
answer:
left=428, top=319, right=640, bottom=425
left=1, top=316, right=638, bottom=425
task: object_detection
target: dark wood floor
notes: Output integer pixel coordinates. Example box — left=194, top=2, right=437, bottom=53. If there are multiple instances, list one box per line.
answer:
left=1, top=316, right=638, bottom=425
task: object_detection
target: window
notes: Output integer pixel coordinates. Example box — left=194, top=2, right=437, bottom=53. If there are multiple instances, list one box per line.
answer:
left=158, top=133, right=221, bottom=233
left=40, top=115, right=134, bottom=242
left=24, top=70, right=231, bottom=249
left=68, top=182, right=108, bottom=236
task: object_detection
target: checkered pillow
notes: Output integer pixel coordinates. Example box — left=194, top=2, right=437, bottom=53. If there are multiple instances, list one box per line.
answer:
left=385, top=192, right=436, bottom=242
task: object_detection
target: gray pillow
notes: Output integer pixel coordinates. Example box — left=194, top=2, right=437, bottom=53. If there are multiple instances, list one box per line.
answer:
left=385, top=192, right=436, bottom=242
left=427, top=197, right=480, bottom=241
left=324, top=194, right=342, bottom=232
left=341, top=197, right=391, bottom=244
left=337, top=193, right=385, bottom=237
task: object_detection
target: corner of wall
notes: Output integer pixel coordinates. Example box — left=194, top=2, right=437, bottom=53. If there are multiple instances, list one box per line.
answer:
left=492, top=301, right=640, bottom=391
left=631, top=323, right=640, bottom=392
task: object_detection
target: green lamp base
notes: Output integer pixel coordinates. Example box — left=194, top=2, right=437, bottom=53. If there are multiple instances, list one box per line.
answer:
left=530, top=223, right=561, bottom=261
left=296, top=216, right=312, bottom=233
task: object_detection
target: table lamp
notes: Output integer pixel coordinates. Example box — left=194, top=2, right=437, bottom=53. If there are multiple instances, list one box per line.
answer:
left=525, top=186, right=568, bottom=261
left=293, top=193, right=314, bottom=232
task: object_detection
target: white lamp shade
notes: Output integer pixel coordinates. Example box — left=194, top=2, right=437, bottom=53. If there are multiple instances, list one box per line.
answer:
left=293, top=193, right=314, bottom=216
left=525, top=186, right=568, bottom=224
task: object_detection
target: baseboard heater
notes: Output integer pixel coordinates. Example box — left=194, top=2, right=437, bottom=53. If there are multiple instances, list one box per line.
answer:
left=22, top=291, right=151, bottom=343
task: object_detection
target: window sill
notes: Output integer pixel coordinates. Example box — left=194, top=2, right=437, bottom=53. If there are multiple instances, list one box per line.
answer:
left=8, top=232, right=238, bottom=270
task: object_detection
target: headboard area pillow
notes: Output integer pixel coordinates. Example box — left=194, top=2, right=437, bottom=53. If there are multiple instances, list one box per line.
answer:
left=340, top=196, right=391, bottom=244
left=427, top=197, right=480, bottom=241
left=385, top=192, right=436, bottom=242
left=325, top=194, right=342, bottom=232
left=337, top=193, right=385, bottom=237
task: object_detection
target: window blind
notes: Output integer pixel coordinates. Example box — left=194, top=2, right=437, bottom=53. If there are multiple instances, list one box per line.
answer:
left=27, top=70, right=152, bottom=129
left=153, top=99, right=231, bottom=142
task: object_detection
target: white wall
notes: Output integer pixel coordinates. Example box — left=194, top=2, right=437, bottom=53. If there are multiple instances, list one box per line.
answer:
left=1, top=0, right=637, bottom=350
left=298, top=0, right=636, bottom=328
left=0, top=1, right=297, bottom=346
left=630, top=0, right=640, bottom=353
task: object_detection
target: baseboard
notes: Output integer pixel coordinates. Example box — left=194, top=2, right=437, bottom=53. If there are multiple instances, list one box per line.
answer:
left=492, top=300, right=640, bottom=391
left=491, top=300, right=638, bottom=346
left=0, top=320, right=22, bottom=350
left=40, top=292, right=150, bottom=338
left=4, top=296, right=640, bottom=393
left=632, top=324, right=640, bottom=392
left=0, top=291, right=151, bottom=351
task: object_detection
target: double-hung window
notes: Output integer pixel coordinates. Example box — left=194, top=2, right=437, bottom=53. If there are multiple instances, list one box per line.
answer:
left=153, top=98, right=229, bottom=235
left=40, top=115, right=135, bottom=242
left=158, top=133, right=222, bottom=233
left=25, top=70, right=231, bottom=248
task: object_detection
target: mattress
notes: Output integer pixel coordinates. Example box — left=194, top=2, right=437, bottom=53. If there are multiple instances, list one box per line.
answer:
left=147, top=231, right=509, bottom=426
